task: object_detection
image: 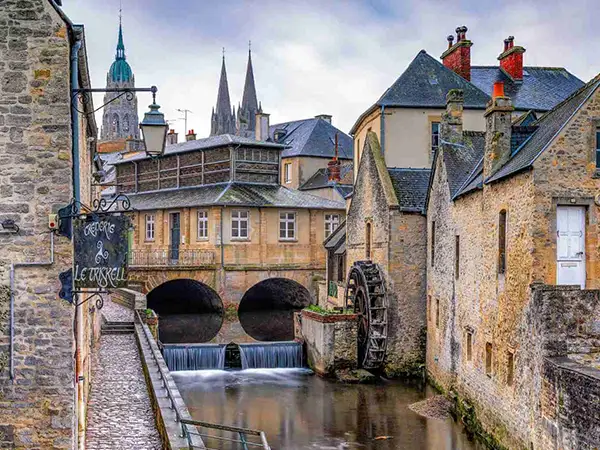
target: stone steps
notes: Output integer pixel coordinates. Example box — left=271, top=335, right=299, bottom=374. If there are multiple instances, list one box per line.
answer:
left=102, top=321, right=135, bottom=335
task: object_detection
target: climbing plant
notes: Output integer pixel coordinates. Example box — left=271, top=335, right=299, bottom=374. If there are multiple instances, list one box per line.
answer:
left=0, top=285, right=9, bottom=373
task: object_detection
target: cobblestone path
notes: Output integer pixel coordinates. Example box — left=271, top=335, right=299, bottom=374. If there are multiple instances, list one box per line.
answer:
left=86, top=300, right=162, bottom=450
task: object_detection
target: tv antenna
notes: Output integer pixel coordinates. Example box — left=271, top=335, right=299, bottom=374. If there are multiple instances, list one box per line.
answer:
left=177, top=108, right=193, bottom=135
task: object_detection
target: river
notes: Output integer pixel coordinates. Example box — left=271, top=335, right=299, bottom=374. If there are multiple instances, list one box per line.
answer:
left=173, top=368, right=484, bottom=450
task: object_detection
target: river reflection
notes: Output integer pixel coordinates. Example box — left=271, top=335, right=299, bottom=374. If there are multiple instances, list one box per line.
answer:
left=173, top=369, right=483, bottom=450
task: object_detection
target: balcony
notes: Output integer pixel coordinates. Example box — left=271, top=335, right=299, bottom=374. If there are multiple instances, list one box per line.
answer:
left=129, top=248, right=216, bottom=267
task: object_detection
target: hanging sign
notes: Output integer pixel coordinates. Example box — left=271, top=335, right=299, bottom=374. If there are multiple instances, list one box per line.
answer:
left=73, top=215, right=129, bottom=289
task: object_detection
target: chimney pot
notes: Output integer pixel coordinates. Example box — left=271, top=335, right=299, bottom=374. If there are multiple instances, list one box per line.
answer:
left=447, top=35, right=454, bottom=48
left=441, top=25, right=473, bottom=81
left=185, top=129, right=196, bottom=141
left=493, top=81, right=505, bottom=99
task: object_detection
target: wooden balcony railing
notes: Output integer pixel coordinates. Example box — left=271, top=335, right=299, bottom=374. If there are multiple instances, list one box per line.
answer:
left=129, top=248, right=215, bottom=267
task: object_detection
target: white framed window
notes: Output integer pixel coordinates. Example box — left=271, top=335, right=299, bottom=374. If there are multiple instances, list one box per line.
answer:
left=284, top=162, right=292, bottom=184
left=324, top=214, right=340, bottom=238
left=231, top=210, right=249, bottom=240
left=197, top=210, right=208, bottom=240
left=145, top=214, right=155, bottom=241
left=279, top=211, right=296, bottom=241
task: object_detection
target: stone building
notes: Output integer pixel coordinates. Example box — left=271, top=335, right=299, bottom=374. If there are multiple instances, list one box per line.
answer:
left=113, top=132, right=345, bottom=343
left=426, top=79, right=600, bottom=449
left=344, top=132, right=430, bottom=376
left=0, top=1, right=98, bottom=448
left=350, top=26, right=584, bottom=181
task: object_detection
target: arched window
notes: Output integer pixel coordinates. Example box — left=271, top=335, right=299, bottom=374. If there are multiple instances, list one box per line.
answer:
left=123, top=114, right=130, bottom=134
left=111, top=114, right=120, bottom=135
left=365, top=222, right=372, bottom=260
left=498, top=210, right=507, bottom=274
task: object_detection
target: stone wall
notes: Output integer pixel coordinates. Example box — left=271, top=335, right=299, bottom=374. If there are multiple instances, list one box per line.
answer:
left=301, top=310, right=358, bottom=376
left=110, top=288, right=147, bottom=310
left=347, top=133, right=427, bottom=376
left=426, top=85, right=600, bottom=449
left=0, top=2, right=97, bottom=447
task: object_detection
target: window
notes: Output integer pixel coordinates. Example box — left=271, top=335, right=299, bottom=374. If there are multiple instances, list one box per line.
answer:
left=498, top=210, right=507, bottom=274
left=455, top=235, right=460, bottom=279
left=431, top=221, right=436, bottom=267
left=485, top=343, right=493, bottom=376
left=145, top=214, right=155, bottom=241
left=507, top=351, right=514, bottom=386
left=365, top=222, right=372, bottom=259
left=279, top=212, right=296, bottom=241
left=435, top=298, right=440, bottom=328
left=197, top=210, right=208, bottom=240
left=231, top=210, right=249, bottom=239
left=466, top=331, right=473, bottom=361
left=596, top=127, right=600, bottom=168
left=431, top=121, right=440, bottom=156
left=325, top=214, right=340, bottom=238
left=284, top=162, right=292, bottom=184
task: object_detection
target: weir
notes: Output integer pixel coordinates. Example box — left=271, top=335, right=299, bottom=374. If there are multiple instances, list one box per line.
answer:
left=162, top=344, right=227, bottom=371
left=239, top=342, right=303, bottom=369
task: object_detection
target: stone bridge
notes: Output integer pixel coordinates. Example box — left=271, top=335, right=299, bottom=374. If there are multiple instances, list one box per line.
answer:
left=126, top=262, right=324, bottom=344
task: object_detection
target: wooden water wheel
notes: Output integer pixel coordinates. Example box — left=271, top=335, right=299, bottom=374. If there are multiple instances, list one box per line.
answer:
left=344, top=261, right=388, bottom=369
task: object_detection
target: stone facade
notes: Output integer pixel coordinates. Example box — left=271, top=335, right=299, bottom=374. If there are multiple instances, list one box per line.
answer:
left=426, top=82, right=600, bottom=449
left=0, top=1, right=98, bottom=448
left=346, top=132, right=428, bottom=377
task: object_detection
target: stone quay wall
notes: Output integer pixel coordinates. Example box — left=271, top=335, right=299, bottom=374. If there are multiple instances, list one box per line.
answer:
left=300, top=310, right=358, bottom=376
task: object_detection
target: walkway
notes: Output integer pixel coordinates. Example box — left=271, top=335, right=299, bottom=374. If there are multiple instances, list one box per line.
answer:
left=85, top=299, right=162, bottom=450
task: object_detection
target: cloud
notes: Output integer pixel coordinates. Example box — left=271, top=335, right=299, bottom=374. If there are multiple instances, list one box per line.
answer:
left=62, top=0, right=599, bottom=138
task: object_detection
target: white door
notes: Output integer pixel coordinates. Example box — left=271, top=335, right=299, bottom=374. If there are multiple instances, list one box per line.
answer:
left=556, top=206, right=586, bottom=288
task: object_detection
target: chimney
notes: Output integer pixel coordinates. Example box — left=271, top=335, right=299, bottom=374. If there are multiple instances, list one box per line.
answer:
left=185, top=129, right=196, bottom=141
left=441, top=89, right=464, bottom=145
left=498, top=36, right=526, bottom=81
left=315, top=114, right=332, bottom=124
left=327, top=133, right=341, bottom=182
left=440, top=26, right=473, bottom=81
left=166, top=129, right=178, bottom=145
left=484, top=82, right=514, bottom=178
left=255, top=110, right=270, bottom=141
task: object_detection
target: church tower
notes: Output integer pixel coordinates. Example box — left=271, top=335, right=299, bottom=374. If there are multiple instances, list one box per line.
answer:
left=210, top=53, right=236, bottom=136
left=236, top=44, right=259, bottom=138
left=100, top=16, right=140, bottom=142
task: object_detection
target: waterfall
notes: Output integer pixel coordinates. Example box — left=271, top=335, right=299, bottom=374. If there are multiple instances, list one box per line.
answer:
left=239, top=342, right=303, bottom=369
left=162, top=344, right=226, bottom=371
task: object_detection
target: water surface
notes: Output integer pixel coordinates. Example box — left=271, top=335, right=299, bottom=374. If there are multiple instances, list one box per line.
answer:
left=173, top=369, right=483, bottom=450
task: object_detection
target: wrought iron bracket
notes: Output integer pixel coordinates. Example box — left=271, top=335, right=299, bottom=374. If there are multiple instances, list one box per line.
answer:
left=71, top=86, right=157, bottom=116
left=59, top=193, right=133, bottom=220
left=73, top=291, right=106, bottom=311
left=59, top=269, right=106, bottom=311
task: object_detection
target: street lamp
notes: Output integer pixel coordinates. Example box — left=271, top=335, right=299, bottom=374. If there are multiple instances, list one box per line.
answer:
left=140, top=88, right=168, bottom=157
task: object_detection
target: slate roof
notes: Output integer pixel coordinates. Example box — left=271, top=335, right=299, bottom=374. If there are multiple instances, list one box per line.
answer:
left=299, top=164, right=354, bottom=199
left=486, top=77, right=600, bottom=183
left=269, top=118, right=353, bottom=159
left=443, top=131, right=486, bottom=198
left=470, top=66, right=584, bottom=113
left=350, top=50, right=583, bottom=134
left=125, top=182, right=346, bottom=211
left=387, top=168, right=431, bottom=212
left=377, top=51, right=490, bottom=110
left=112, top=134, right=285, bottom=165
left=324, top=220, right=346, bottom=248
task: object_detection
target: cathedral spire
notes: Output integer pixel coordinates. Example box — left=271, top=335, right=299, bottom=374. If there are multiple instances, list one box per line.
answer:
left=116, top=9, right=125, bottom=60
left=211, top=49, right=236, bottom=136
left=241, top=41, right=258, bottom=112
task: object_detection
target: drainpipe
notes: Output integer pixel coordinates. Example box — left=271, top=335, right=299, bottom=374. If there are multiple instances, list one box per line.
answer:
left=70, top=36, right=85, bottom=450
left=380, top=105, right=386, bottom=155
left=9, top=233, right=55, bottom=380
left=220, top=206, right=225, bottom=269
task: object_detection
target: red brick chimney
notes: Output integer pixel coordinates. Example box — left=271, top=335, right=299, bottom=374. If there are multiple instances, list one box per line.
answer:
left=498, top=36, right=526, bottom=81
left=185, top=129, right=196, bottom=141
left=441, top=26, right=473, bottom=81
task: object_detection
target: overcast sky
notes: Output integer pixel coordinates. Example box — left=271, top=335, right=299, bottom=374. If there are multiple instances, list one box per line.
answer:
left=61, top=0, right=599, bottom=138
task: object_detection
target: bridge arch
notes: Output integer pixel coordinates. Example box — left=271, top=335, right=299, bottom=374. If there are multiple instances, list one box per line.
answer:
left=147, top=279, right=224, bottom=344
left=238, top=278, right=312, bottom=341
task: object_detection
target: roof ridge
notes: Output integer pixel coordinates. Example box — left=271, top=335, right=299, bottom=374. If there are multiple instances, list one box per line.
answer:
left=387, top=167, right=432, bottom=171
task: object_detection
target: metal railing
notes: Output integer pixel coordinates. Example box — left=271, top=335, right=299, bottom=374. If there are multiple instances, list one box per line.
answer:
left=180, top=419, right=271, bottom=450
left=134, top=310, right=271, bottom=450
left=129, top=248, right=215, bottom=267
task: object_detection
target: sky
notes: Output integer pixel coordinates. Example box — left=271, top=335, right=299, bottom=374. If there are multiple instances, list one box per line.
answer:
left=61, top=0, right=600, bottom=139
